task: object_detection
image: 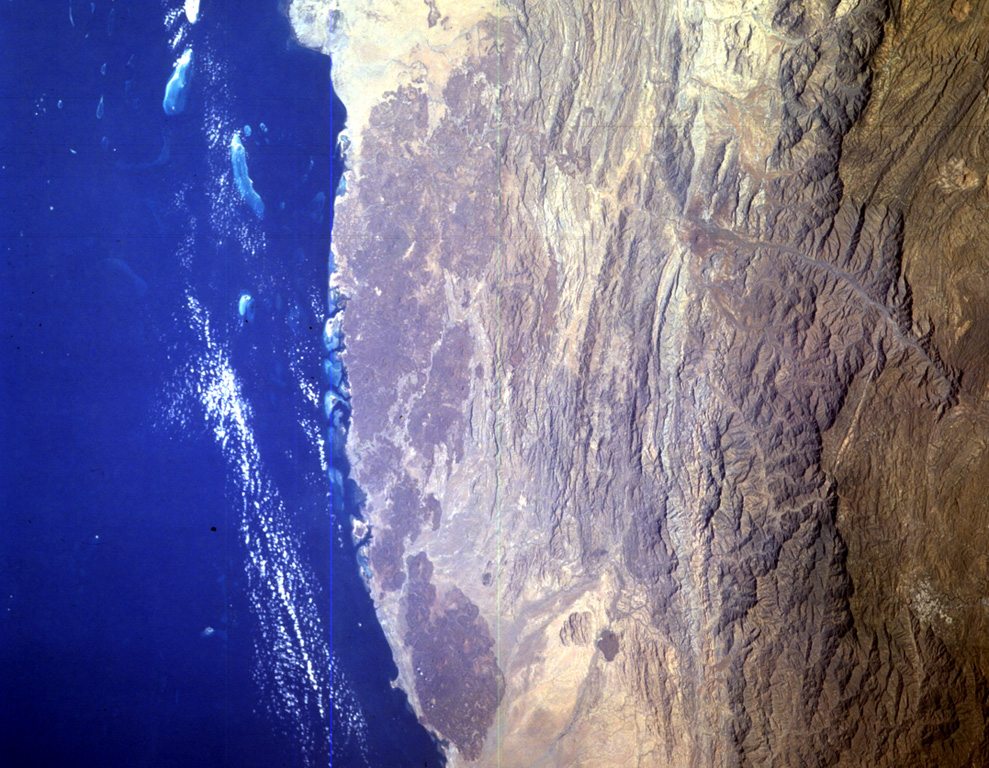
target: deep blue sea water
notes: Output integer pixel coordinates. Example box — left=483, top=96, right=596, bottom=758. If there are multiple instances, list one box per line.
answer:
left=0, top=2, right=444, bottom=766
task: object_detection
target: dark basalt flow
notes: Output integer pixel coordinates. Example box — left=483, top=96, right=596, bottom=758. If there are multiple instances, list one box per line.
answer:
left=370, top=475, right=444, bottom=592
left=405, top=553, right=504, bottom=761
left=597, top=630, right=620, bottom=662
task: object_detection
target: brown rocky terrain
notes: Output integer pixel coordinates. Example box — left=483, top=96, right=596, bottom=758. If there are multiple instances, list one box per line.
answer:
left=290, top=0, right=989, bottom=764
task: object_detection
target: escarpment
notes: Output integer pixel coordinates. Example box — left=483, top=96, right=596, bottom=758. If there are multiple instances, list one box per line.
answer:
left=291, top=0, right=989, bottom=764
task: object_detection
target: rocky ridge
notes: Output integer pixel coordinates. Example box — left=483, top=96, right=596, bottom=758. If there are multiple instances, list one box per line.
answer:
left=291, top=0, right=989, bottom=764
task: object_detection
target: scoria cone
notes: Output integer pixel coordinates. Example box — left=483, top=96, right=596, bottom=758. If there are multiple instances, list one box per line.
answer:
left=291, top=0, right=989, bottom=764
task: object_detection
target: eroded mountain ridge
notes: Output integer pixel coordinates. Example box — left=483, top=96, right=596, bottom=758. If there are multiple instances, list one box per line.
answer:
left=291, top=0, right=989, bottom=764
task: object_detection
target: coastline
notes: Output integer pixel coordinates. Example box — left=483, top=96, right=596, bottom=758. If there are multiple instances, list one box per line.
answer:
left=289, top=4, right=507, bottom=763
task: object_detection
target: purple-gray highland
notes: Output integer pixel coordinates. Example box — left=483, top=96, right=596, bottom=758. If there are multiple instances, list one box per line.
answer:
left=291, top=0, right=989, bottom=764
